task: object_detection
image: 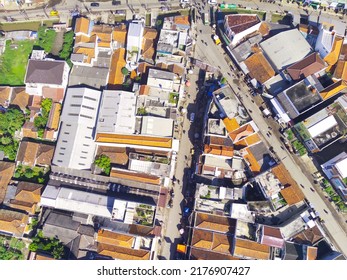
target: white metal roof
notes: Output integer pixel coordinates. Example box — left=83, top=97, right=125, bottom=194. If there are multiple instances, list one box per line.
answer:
left=336, top=157, right=347, bottom=178
left=307, top=115, right=337, bottom=138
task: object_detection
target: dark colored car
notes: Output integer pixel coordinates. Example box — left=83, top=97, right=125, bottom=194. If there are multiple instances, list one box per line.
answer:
left=90, top=2, right=100, bottom=7
left=112, top=0, right=121, bottom=5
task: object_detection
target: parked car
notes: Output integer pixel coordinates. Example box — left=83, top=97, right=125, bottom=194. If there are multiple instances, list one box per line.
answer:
left=190, top=112, right=195, bottom=122
left=112, top=0, right=121, bottom=5
left=90, top=2, right=99, bottom=7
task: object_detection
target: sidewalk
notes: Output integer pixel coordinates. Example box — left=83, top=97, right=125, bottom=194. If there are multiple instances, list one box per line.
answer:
left=0, top=1, right=48, bottom=11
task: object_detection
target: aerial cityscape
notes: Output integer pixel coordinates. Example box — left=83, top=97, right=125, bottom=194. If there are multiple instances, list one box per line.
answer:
left=0, top=0, right=347, bottom=261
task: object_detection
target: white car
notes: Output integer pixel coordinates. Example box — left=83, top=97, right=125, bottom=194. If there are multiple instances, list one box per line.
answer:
left=208, top=0, right=217, bottom=5
left=180, top=0, right=190, bottom=3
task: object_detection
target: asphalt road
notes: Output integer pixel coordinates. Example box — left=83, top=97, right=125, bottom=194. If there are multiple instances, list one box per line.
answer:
left=194, top=14, right=347, bottom=256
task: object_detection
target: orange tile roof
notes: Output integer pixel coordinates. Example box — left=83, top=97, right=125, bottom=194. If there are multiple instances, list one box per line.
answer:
left=0, top=209, right=28, bottom=236
left=243, top=147, right=261, bottom=174
left=272, top=162, right=298, bottom=187
left=75, top=17, right=90, bottom=35
left=10, top=88, right=29, bottom=111
left=110, top=169, right=161, bottom=185
left=75, top=34, right=90, bottom=44
left=244, top=52, right=275, bottom=84
left=92, top=25, right=113, bottom=48
left=46, top=102, right=61, bottom=130
left=108, top=48, right=126, bottom=85
left=307, top=246, right=318, bottom=260
left=174, top=15, right=190, bottom=26
left=143, top=28, right=157, bottom=40
left=74, top=46, right=95, bottom=64
left=139, top=85, right=150, bottom=95
left=324, top=35, right=344, bottom=68
left=0, top=161, right=15, bottom=204
left=97, top=243, right=150, bottom=260
left=234, top=238, right=270, bottom=260
left=229, top=124, right=255, bottom=142
left=113, top=24, right=127, bottom=45
left=0, top=87, right=11, bottom=106
left=320, top=80, right=347, bottom=100
left=244, top=132, right=261, bottom=146
left=190, top=248, right=240, bottom=260
left=195, top=212, right=236, bottom=233
left=334, top=60, right=347, bottom=81
left=95, top=133, right=172, bottom=148
left=204, top=144, right=234, bottom=157
left=223, top=117, right=240, bottom=133
left=258, top=21, right=270, bottom=36
left=17, top=141, right=39, bottom=167
left=97, top=229, right=134, bottom=248
left=280, top=184, right=305, bottom=205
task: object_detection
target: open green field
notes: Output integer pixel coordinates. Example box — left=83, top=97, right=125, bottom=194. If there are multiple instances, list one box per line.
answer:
left=0, top=40, right=35, bottom=86
left=0, top=19, right=59, bottom=32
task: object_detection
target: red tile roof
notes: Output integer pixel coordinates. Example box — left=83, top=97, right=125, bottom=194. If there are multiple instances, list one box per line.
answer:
left=225, top=14, right=260, bottom=34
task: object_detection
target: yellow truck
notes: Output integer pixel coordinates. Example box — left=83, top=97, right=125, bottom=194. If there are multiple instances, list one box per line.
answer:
left=213, top=35, right=221, bottom=45
left=50, top=10, right=59, bottom=16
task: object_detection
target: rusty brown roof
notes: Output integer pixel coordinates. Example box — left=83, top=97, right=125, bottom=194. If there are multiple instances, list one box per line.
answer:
left=0, top=161, right=15, bottom=203
left=244, top=52, right=275, bottom=83
left=225, top=14, right=260, bottom=34
left=287, top=52, right=326, bottom=81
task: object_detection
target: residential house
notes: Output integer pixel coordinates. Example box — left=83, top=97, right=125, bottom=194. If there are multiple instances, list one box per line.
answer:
left=293, top=94, right=347, bottom=153
left=243, top=51, right=276, bottom=85
left=107, top=48, right=126, bottom=87
left=16, top=140, right=55, bottom=168
left=42, top=210, right=96, bottom=259
left=0, top=86, right=12, bottom=108
left=141, top=28, right=157, bottom=64
left=91, top=24, right=113, bottom=50
left=44, top=102, right=62, bottom=140
left=96, top=229, right=152, bottom=260
left=233, top=238, right=271, bottom=260
left=68, top=65, right=109, bottom=89
left=283, top=241, right=317, bottom=260
left=292, top=225, right=323, bottom=246
left=321, top=151, right=347, bottom=201
left=189, top=212, right=238, bottom=260
left=112, top=24, right=127, bottom=49
left=4, top=182, right=43, bottom=214
left=24, top=59, right=70, bottom=96
left=10, top=87, right=29, bottom=112
left=223, top=14, right=262, bottom=46
left=52, top=87, right=102, bottom=170
left=286, top=52, right=326, bottom=82
left=259, top=225, right=284, bottom=249
left=0, top=161, right=15, bottom=203
left=0, top=209, right=29, bottom=237
left=126, top=20, right=144, bottom=70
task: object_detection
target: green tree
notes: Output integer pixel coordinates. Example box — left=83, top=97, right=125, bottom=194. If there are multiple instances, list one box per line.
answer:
left=24, top=168, right=34, bottom=179
left=59, top=30, right=74, bottom=60
left=28, top=243, right=38, bottom=252
left=0, top=136, right=12, bottom=145
left=41, top=98, right=53, bottom=117
left=34, top=115, right=48, bottom=129
left=94, top=154, right=111, bottom=175
left=52, top=244, right=64, bottom=259
left=121, top=67, right=129, bottom=76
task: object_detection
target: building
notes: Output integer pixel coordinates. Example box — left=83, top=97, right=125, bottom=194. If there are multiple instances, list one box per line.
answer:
left=286, top=52, right=326, bottom=82
left=233, top=237, right=271, bottom=260
left=24, top=59, right=70, bottom=96
left=141, top=116, right=174, bottom=137
left=243, top=52, right=276, bottom=84
left=16, top=140, right=55, bottom=167
left=0, top=209, right=29, bottom=237
left=4, top=182, right=43, bottom=214
left=259, top=225, right=284, bottom=249
left=147, top=68, right=176, bottom=91
left=293, top=95, right=347, bottom=153
left=126, top=21, right=144, bottom=70
left=96, top=90, right=137, bottom=135
left=321, top=152, right=347, bottom=201
left=223, top=14, right=261, bottom=46
left=68, top=65, right=109, bottom=89
left=52, top=87, right=102, bottom=170
left=260, top=29, right=312, bottom=72
left=0, top=161, right=15, bottom=203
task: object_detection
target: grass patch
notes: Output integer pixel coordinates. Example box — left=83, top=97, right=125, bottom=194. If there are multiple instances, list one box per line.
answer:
left=220, top=8, right=266, bottom=20
left=0, top=40, right=34, bottom=86
left=271, top=13, right=285, bottom=23
left=292, top=139, right=307, bottom=156
left=169, top=92, right=179, bottom=105
left=13, top=165, right=50, bottom=184
left=0, top=19, right=59, bottom=32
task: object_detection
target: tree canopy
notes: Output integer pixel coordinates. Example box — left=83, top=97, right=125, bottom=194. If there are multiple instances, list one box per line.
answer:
left=94, top=154, right=111, bottom=175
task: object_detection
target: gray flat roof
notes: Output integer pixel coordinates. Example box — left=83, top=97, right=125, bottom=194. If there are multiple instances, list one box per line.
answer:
left=260, top=29, right=312, bottom=71
left=68, top=65, right=109, bottom=89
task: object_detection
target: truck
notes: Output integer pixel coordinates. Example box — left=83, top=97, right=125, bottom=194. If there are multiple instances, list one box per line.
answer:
left=203, top=12, right=209, bottom=25
left=213, top=35, right=221, bottom=45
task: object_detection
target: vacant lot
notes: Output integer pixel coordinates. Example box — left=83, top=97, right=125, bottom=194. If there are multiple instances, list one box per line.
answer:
left=0, top=19, right=59, bottom=32
left=0, top=40, right=35, bottom=86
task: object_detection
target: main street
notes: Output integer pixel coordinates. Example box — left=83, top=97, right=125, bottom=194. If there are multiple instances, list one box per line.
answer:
left=193, top=14, right=347, bottom=256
